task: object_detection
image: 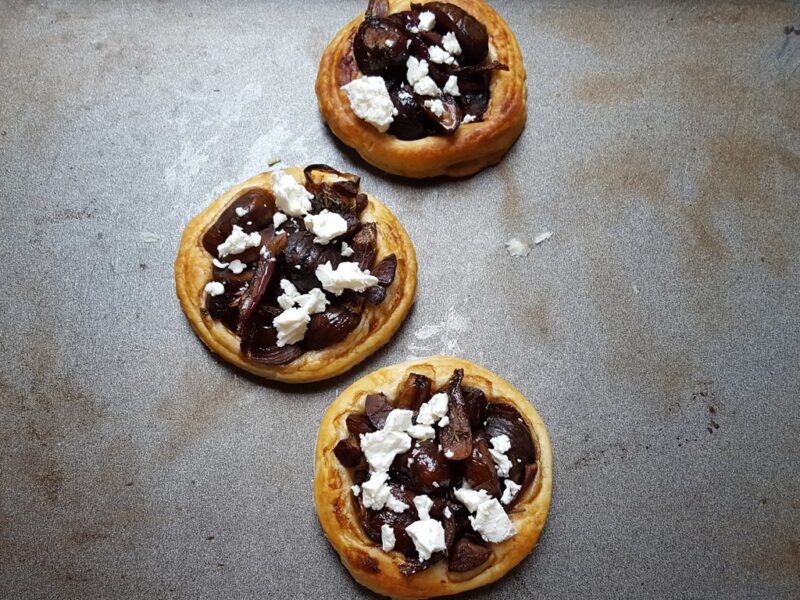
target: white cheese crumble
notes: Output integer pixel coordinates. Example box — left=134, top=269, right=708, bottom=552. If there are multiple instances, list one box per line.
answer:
left=444, top=449, right=454, bottom=458
left=234, top=206, right=249, bottom=217
left=462, top=114, right=477, bottom=124
left=303, top=209, right=348, bottom=245
left=360, top=472, right=409, bottom=513
left=295, top=287, right=329, bottom=315
left=454, top=487, right=493, bottom=513
left=341, top=76, right=397, bottom=133
left=501, top=479, right=522, bottom=505
left=384, top=409, right=414, bottom=432
left=406, top=519, right=446, bottom=561
left=443, top=506, right=452, bottom=519
left=417, top=10, right=436, bottom=31
left=413, top=75, right=441, bottom=97
left=443, top=75, right=460, bottom=96
left=406, top=56, right=429, bottom=86
left=227, top=259, right=246, bottom=274
left=360, top=429, right=412, bottom=473
left=442, top=31, right=462, bottom=55
left=428, top=45, right=455, bottom=65
left=340, top=241, right=354, bottom=257
left=273, top=211, right=288, bottom=229
left=437, top=415, right=450, bottom=428
left=416, top=393, right=449, bottom=425
left=212, top=258, right=229, bottom=269
left=273, top=170, right=313, bottom=217
left=385, top=39, right=395, bottom=48
left=272, top=307, right=310, bottom=347
left=381, top=524, right=396, bottom=551
left=407, top=424, right=436, bottom=441
left=351, top=484, right=361, bottom=497
left=277, top=278, right=300, bottom=310
left=489, top=434, right=513, bottom=477
left=414, top=495, right=434, bottom=521
left=424, top=99, right=445, bottom=117
left=217, top=225, right=261, bottom=258
left=204, top=281, right=224, bottom=297
left=505, top=237, right=530, bottom=257
left=468, top=498, right=516, bottom=543
left=534, top=231, right=554, bottom=245
left=315, top=261, right=379, bottom=296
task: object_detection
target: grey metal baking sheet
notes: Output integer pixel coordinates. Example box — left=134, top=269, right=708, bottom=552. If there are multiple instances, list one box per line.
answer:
left=1, top=0, right=799, bottom=598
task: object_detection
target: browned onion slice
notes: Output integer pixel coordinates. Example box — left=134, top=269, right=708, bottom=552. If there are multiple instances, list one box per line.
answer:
left=448, top=537, right=491, bottom=572
left=439, top=369, right=473, bottom=460
left=394, top=373, right=433, bottom=410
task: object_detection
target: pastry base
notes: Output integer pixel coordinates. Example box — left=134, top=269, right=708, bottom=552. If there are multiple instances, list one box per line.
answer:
left=314, top=356, right=552, bottom=599
left=174, top=168, right=417, bottom=383
left=315, top=0, right=528, bottom=179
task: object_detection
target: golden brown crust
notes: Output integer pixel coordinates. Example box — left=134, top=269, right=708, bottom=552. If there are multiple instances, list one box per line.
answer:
left=316, top=0, right=527, bottom=179
left=314, top=356, right=553, bottom=599
left=174, top=168, right=417, bottom=383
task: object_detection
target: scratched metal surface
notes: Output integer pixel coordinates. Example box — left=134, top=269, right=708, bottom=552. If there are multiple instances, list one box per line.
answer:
left=1, top=0, right=799, bottom=598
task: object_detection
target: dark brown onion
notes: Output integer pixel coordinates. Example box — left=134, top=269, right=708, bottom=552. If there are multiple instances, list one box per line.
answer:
left=418, top=93, right=462, bottom=135
left=366, top=0, right=390, bottom=18
left=484, top=403, right=536, bottom=483
left=448, top=537, right=491, bottom=572
left=419, top=2, right=489, bottom=64
left=201, top=188, right=276, bottom=255
left=354, top=193, right=369, bottom=214
left=333, top=437, right=364, bottom=468
left=410, top=441, right=453, bottom=493
left=358, top=485, right=417, bottom=554
left=462, top=386, right=487, bottom=428
left=458, top=90, right=490, bottom=119
left=303, top=164, right=360, bottom=194
left=364, top=285, right=387, bottom=305
left=302, top=307, right=361, bottom=350
left=365, top=393, right=393, bottom=429
left=372, top=254, right=397, bottom=286
left=351, top=222, right=377, bottom=271
left=236, top=233, right=287, bottom=333
left=212, top=265, right=254, bottom=290
left=463, top=434, right=501, bottom=497
left=388, top=85, right=431, bottom=141
left=449, top=60, right=509, bottom=77
left=205, top=291, right=241, bottom=331
left=346, top=413, right=375, bottom=438
left=354, top=17, right=409, bottom=76
left=240, top=321, right=303, bottom=365
left=439, top=369, right=473, bottom=460
left=394, top=373, right=433, bottom=410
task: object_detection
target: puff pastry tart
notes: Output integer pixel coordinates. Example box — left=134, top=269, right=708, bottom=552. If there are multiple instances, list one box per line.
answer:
left=174, top=165, right=417, bottom=383
left=315, top=356, right=552, bottom=598
left=316, top=0, right=527, bottom=178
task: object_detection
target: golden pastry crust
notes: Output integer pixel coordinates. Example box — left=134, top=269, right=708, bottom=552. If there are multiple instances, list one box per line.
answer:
left=174, top=168, right=417, bottom=383
left=314, top=356, right=552, bottom=599
left=316, top=0, right=527, bottom=179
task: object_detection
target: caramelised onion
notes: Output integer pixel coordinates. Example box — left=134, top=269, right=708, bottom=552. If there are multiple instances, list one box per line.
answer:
left=461, top=385, right=487, bottom=428
left=448, top=536, right=491, bottom=572
left=354, top=18, right=409, bottom=76
left=365, top=393, right=393, bottom=429
left=484, top=403, right=536, bottom=483
left=371, top=253, right=397, bottom=287
left=463, top=433, right=501, bottom=496
left=302, top=307, right=361, bottom=350
left=418, top=2, right=489, bottom=65
left=201, top=188, right=276, bottom=255
left=394, top=373, right=433, bottom=410
left=439, top=369, right=473, bottom=460
left=409, top=440, right=453, bottom=493
left=351, top=222, right=377, bottom=271
left=346, top=413, right=375, bottom=438
left=419, top=94, right=462, bottom=135
left=240, top=307, right=304, bottom=365
left=358, top=484, right=417, bottom=554
left=334, top=436, right=364, bottom=468
left=237, top=232, right=287, bottom=333
left=389, top=84, right=431, bottom=141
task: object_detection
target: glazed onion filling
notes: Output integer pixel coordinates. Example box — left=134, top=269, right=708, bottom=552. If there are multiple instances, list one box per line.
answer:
left=342, top=1, right=508, bottom=139
left=333, top=369, right=538, bottom=575
left=200, top=165, right=397, bottom=365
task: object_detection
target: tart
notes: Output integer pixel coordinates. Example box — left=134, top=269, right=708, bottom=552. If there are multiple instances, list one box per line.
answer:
left=316, top=0, right=527, bottom=178
left=174, top=165, right=417, bottom=383
left=315, top=356, right=552, bottom=598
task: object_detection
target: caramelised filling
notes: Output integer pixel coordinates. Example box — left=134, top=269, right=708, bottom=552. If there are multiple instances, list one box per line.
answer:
left=343, top=1, right=508, bottom=139
left=334, top=369, right=537, bottom=575
left=201, top=165, right=396, bottom=365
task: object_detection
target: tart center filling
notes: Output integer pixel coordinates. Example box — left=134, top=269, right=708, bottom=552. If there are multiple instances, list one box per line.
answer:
left=334, top=368, right=538, bottom=575
left=341, top=1, right=508, bottom=139
left=201, top=165, right=397, bottom=364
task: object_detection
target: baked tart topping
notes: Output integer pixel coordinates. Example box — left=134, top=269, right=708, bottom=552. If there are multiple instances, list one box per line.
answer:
left=333, top=368, right=538, bottom=575
left=342, top=1, right=508, bottom=140
left=200, top=165, right=396, bottom=365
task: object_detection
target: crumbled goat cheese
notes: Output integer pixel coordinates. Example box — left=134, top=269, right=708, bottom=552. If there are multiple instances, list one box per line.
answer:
left=304, top=209, right=348, bottom=245
left=489, top=434, right=513, bottom=477
left=273, top=170, right=313, bottom=217
left=227, top=259, right=246, bottom=274
left=341, top=76, right=398, bottom=133
left=418, top=11, right=436, bottom=31
left=454, top=487, right=493, bottom=513
left=273, top=211, right=288, bottom=228
left=360, top=429, right=412, bottom=473
left=438, top=415, right=450, bottom=428
left=407, top=424, right=436, bottom=441
left=351, top=484, right=361, bottom=497
left=413, top=76, right=441, bottom=97
left=442, top=31, right=462, bottom=55
left=340, top=241, right=354, bottom=257
left=235, top=206, right=249, bottom=217
left=217, top=225, right=261, bottom=258
left=414, top=495, right=434, bottom=521
left=212, top=258, right=229, bottom=269
left=428, top=45, right=455, bottom=65
left=443, top=506, right=452, bottom=519
left=424, top=99, right=445, bottom=117
left=272, top=306, right=310, bottom=347
left=406, top=56, right=429, bottom=86
left=462, top=114, right=477, bottom=124
left=416, top=393, right=449, bottom=425
left=501, top=480, right=522, bottom=505
left=385, top=39, right=395, bottom=48
left=315, top=261, right=379, bottom=296
left=277, top=279, right=301, bottom=310
left=505, top=238, right=530, bottom=257
left=381, top=524, right=396, bottom=551
left=469, top=498, right=516, bottom=543
left=406, top=519, right=446, bottom=561
left=361, top=472, right=409, bottom=513
left=444, top=449, right=454, bottom=459
left=384, top=409, right=414, bottom=432
left=204, top=281, right=224, bottom=297
left=443, top=75, right=460, bottom=96
left=534, top=231, right=553, bottom=245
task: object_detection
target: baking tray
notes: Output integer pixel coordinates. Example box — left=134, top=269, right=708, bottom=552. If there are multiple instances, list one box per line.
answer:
left=1, top=1, right=799, bottom=598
